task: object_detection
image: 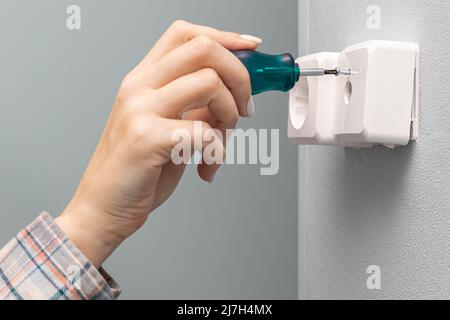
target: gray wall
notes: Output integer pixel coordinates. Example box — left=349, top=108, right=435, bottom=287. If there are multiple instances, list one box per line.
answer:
left=0, top=0, right=298, bottom=299
left=302, top=0, right=450, bottom=299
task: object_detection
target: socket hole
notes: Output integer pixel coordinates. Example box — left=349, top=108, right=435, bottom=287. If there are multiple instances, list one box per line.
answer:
left=344, top=81, right=352, bottom=105
left=290, top=77, right=309, bottom=130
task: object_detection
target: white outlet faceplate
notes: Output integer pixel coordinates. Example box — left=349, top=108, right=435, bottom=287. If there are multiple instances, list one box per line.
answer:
left=288, top=40, right=419, bottom=148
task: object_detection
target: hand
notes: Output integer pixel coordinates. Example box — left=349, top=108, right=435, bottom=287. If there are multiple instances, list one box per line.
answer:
left=55, top=21, right=262, bottom=268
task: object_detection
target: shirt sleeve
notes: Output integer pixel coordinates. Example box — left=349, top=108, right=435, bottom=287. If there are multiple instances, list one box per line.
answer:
left=0, top=212, right=121, bottom=300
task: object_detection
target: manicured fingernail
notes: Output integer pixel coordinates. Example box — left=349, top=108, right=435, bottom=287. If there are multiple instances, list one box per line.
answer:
left=246, top=96, right=255, bottom=118
left=240, top=34, right=263, bottom=44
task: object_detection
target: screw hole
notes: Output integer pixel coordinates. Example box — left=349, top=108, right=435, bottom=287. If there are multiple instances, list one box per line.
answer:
left=344, top=81, right=352, bottom=105
left=290, top=77, right=309, bottom=130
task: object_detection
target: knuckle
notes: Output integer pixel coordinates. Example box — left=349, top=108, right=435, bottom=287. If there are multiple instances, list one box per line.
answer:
left=120, top=74, right=132, bottom=89
left=123, top=115, right=162, bottom=149
left=191, top=35, right=215, bottom=56
left=124, top=117, right=169, bottom=157
left=119, top=73, right=137, bottom=96
left=169, top=19, right=189, bottom=32
left=201, top=68, right=222, bottom=91
left=230, top=60, right=251, bottom=91
left=196, top=121, right=213, bottom=140
left=169, top=20, right=192, bottom=42
left=125, top=117, right=151, bottom=142
left=234, top=68, right=252, bottom=103
left=238, top=66, right=251, bottom=87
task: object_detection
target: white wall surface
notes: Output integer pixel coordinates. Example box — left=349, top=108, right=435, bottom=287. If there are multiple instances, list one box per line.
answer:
left=300, top=0, right=450, bottom=299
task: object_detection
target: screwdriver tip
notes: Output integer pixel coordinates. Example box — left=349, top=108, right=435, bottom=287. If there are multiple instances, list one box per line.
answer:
left=324, top=68, right=340, bottom=76
left=325, top=67, right=359, bottom=77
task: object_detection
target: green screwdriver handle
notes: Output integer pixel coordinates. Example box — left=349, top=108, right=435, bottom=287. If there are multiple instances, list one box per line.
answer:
left=233, top=50, right=300, bottom=95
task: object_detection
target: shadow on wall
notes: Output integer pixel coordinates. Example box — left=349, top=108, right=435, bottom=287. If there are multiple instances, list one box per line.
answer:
left=335, top=143, right=416, bottom=222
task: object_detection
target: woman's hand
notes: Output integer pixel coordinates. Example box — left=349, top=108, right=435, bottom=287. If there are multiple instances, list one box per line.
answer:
left=55, top=21, right=262, bottom=268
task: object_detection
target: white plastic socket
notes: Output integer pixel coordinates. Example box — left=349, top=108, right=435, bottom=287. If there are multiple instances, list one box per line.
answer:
left=288, top=40, right=419, bottom=148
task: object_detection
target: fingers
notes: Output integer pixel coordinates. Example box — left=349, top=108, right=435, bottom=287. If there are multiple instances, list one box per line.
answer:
left=143, top=20, right=261, bottom=64
left=166, top=119, right=225, bottom=183
left=147, top=36, right=252, bottom=117
left=183, top=108, right=229, bottom=184
left=158, top=74, right=235, bottom=183
left=127, top=21, right=262, bottom=184
left=155, top=68, right=239, bottom=130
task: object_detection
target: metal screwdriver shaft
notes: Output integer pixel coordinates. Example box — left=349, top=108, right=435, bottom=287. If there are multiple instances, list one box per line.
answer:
left=302, top=67, right=357, bottom=77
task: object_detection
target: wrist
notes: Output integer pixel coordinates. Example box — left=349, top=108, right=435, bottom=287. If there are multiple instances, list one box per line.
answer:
left=55, top=202, right=126, bottom=269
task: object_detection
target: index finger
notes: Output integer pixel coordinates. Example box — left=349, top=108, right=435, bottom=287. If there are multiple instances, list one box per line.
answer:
left=143, top=20, right=261, bottom=64
left=148, top=36, right=252, bottom=117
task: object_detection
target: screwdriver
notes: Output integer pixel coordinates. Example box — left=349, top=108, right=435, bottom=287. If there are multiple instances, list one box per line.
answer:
left=233, top=50, right=356, bottom=95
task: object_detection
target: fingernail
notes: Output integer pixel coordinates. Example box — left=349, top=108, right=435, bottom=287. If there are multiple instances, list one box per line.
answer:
left=246, top=96, right=255, bottom=118
left=240, top=34, right=263, bottom=44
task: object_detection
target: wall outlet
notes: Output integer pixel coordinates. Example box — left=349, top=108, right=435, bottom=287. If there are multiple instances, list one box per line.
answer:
left=288, top=40, right=419, bottom=148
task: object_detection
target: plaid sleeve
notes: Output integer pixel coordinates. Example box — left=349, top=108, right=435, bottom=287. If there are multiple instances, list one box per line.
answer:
left=0, top=212, right=121, bottom=300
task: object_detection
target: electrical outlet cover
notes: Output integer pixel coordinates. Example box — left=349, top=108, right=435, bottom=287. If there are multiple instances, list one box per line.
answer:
left=288, top=40, right=419, bottom=149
